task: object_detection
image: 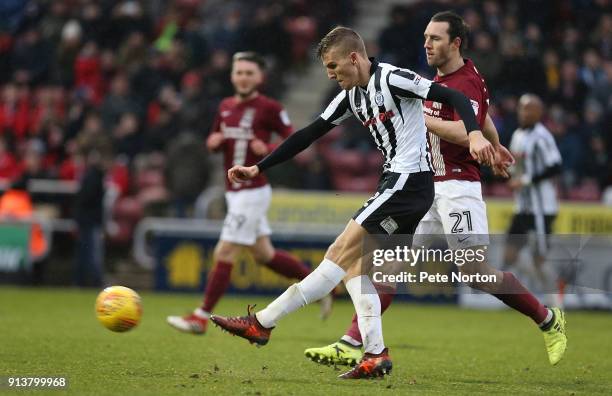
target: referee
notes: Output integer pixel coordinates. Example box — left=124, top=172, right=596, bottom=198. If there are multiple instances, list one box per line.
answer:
left=504, top=93, right=562, bottom=304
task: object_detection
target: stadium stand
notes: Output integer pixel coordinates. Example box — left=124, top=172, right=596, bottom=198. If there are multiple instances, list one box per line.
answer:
left=0, top=0, right=609, bottom=255
left=0, top=0, right=355, bottom=246
left=318, top=1, right=611, bottom=198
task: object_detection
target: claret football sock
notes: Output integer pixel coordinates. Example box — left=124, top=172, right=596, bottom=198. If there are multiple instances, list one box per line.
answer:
left=202, top=260, right=234, bottom=313
left=493, top=272, right=549, bottom=324
left=264, top=250, right=311, bottom=280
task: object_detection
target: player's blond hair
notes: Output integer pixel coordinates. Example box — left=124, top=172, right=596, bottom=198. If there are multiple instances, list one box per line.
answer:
left=316, top=26, right=367, bottom=59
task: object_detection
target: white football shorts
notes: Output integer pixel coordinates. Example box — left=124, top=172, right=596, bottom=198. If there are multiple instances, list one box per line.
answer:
left=414, top=179, right=489, bottom=250
left=220, top=185, right=272, bottom=245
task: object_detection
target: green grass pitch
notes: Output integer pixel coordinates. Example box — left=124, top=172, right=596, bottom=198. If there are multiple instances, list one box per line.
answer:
left=1, top=286, right=611, bottom=395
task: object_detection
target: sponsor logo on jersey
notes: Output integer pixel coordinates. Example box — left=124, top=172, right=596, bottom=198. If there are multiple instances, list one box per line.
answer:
left=362, top=110, right=395, bottom=127
left=374, top=91, right=385, bottom=106
left=221, top=123, right=254, bottom=139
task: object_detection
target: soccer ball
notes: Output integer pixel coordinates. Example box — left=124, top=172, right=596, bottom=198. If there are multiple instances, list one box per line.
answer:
left=95, top=286, right=142, bottom=332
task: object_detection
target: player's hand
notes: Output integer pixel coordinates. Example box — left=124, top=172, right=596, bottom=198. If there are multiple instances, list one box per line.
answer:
left=228, top=165, right=259, bottom=183
left=492, top=145, right=515, bottom=178
left=206, top=132, right=224, bottom=151
left=249, top=139, right=269, bottom=156
left=508, top=178, right=523, bottom=190
left=468, top=131, right=496, bottom=166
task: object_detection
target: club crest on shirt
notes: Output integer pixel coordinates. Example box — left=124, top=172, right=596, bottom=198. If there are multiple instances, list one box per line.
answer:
left=374, top=91, right=385, bottom=106
left=470, top=99, right=479, bottom=116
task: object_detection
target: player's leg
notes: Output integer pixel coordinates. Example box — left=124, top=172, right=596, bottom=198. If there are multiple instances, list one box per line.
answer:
left=213, top=171, right=432, bottom=379
left=166, top=239, right=241, bottom=334
left=249, top=236, right=311, bottom=280
left=249, top=236, right=335, bottom=319
left=255, top=220, right=373, bottom=331
left=337, top=171, right=434, bottom=379
left=438, top=183, right=545, bottom=317
left=167, top=188, right=258, bottom=334
left=304, top=200, right=443, bottom=366
left=211, top=219, right=371, bottom=345
left=531, top=214, right=562, bottom=307
left=440, top=181, right=566, bottom=364
left=203, top=186, right=271, bottom=313
left=502, top=213, right=531, bottom=270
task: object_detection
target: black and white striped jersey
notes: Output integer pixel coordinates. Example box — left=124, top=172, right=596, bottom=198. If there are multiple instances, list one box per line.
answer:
left=510, top=122, right=562, bottom=215
left=320, top=60, right=433, bottom=174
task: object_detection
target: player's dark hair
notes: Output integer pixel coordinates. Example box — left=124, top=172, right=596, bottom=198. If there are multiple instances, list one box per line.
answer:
left=316, top=26, right=367, bottom=58
left=431, top=11, right=470, bottom=53
left=232, top=51, right=266, bottom=69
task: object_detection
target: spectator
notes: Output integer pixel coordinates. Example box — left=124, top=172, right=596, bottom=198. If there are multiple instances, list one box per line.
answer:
left=73, top=139, right=111, bottom=287
left=164, top=133, right=210, bottom=217
left=467, top=31, right=502, bottom=89
left=11, top=25, right=53, bottom=85
left=99, top=73, right=139, bottom=130
left=580, top=48, right=606, bottom=89
left=177, top=71, right=216, bottom=137
left=0, top=136, right=19, bottom=180
left=581, top=100, right=607, bottom=187
left=551, top=60, right=588, bottom=119
left=54, top=19, right=82, bottom=88
left=112, top=112, right=142, bottom=161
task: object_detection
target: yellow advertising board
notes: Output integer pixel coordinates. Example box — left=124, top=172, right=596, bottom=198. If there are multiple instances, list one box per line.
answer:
left=269, top=190, right=612, bottom=234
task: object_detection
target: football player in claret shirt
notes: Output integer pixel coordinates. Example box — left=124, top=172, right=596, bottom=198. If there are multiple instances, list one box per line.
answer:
left=167, top=52, right=330, bottom=335
left=305, top=11, right=567, bottom=369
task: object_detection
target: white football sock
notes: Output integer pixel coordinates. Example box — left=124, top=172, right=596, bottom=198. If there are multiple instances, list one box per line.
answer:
left=256, top=259, right=345, bottom=328
left=538, top=308, right=553, bottom=328
left=345, top=275, right=385, bottom=355
left=194, top=308, right=210, bottom=319
left=340, top=335, right=363, bottom=347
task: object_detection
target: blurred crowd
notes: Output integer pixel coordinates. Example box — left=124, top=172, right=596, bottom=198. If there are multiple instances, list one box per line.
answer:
left=374, top=0, right=612, bottom=200
left=0, top=0, right=353, bottom=229
left=0, top=0, right=610, bottom=207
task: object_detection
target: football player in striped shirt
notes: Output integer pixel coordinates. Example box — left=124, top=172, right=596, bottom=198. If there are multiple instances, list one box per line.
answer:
left=505, top=93, right=562, bottom=306
left=210, top=26, right=495, bottom=379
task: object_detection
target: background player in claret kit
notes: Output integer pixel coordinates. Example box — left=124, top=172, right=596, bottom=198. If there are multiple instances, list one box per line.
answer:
left=504, top=94, right=563, bottom=307
left=166, top=52, right=328, bottom=335
left=304, top=11, right=567, bottom=368
left=209, top=26, right=496, bottom=379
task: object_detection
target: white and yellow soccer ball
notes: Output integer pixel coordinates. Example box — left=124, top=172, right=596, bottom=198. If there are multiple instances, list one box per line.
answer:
left=95, top=286, right=142, bottom=332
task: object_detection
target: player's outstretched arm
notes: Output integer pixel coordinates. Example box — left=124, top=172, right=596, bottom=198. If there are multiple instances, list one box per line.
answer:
left=246, top=117, right=334, bottom=177
left=425, top=83, right=496, bottom=166
left=425, top=113, right=515, bottom=177
left=424, top=116, right=469, bottom=147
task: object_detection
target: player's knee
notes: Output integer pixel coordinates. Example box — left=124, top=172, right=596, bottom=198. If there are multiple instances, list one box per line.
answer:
left=325, top=237, right=346, bottom=263
left=250, top=247, right=274, bottom=264
left=460, top=260, right=502, bottom=292
left=215, top=242, right=239, bottom=262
